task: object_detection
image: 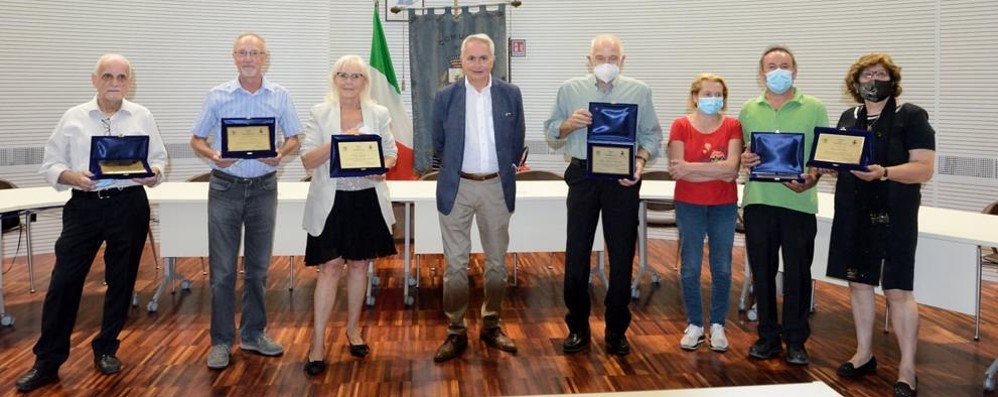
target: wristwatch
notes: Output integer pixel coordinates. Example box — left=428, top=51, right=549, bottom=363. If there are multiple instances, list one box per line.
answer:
left=880, top=166, right=889, bottom=181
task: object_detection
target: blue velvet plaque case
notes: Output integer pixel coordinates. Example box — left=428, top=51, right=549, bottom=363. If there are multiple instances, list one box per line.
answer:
left=89, top=135, right=153, bottom=179
left=749, top=132, right=805, bottom=182
left=586, top=102, right=638, bottom=179
left=807, top=127, right=874, bottom=171
left=329, top=134, right=387, bottom=178
left=220, top=117, right=277, bottom=159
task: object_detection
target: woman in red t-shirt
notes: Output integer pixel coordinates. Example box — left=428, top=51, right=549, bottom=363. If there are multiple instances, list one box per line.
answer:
left=668, top=73, right=743, bottom=353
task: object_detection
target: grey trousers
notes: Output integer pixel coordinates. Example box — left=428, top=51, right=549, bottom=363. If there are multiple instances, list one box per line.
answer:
left=438, top=178, right=511, bottom=335
left=207, top=172, right=278, bottom=346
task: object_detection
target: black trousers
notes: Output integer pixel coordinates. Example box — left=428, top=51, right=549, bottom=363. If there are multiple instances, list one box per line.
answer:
left=32, top=186, right=149, bottom=373
left=743, top=204, right=816, bottom=346
left=562, top=162, right=640, bottom=336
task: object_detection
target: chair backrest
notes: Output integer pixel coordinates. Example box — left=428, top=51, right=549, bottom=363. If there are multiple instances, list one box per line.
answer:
left=0, top=180, right=17, bottom=190
left=641, top=170, right=675, bottom=182
left=984, top=201, right=998, bottom=216
left=419, top=171, right=440, bottom=181
left=187, top=172, right=211, bottom=183
left=515, top=170, right=562, bottom=181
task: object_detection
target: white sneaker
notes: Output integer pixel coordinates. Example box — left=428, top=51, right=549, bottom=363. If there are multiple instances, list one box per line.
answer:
left=680, top=325, right=705, bottom=351
left=709, top=323, right=728, bottom=352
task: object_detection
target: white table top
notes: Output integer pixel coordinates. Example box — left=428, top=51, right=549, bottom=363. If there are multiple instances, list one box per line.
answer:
left=4, top=180, right=998, bottom=248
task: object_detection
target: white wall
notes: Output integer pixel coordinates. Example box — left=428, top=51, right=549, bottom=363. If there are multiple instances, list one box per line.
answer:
left=2, top=0, right=996, bottom=254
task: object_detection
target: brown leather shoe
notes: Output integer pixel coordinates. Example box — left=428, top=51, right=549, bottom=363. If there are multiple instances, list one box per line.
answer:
left=480, top=327, right=518, bottom=353
left=433, top=334, right=468, bottom=363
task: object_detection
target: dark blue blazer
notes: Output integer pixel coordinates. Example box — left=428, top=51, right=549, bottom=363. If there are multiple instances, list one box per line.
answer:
left=432, top=77, right=525, bottom=215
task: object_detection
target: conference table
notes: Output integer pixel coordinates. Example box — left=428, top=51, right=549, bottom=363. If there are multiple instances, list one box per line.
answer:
left=149, top=181, right=608, bottom=307
left=0, top=187, right=70, bottom=326
left=4, top=180, right=998, bottom=340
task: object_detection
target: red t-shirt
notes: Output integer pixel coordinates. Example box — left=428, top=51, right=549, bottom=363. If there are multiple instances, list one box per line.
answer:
left=668, top=116, right=742, bottom=205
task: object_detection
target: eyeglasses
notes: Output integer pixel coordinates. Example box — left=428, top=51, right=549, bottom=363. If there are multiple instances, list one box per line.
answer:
left=101, top=118, right=112, bottom=136
left=860, top=70, right=890, bottom=80
left=99, top=73, right=129, bottom=83
left=335, top=72, right=365, bottom=81
left=233, top=50, right=266, bottom=58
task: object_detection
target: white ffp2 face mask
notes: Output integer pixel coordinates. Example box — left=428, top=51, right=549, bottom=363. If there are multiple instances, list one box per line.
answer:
left=593, top=63, right=620, bottom=83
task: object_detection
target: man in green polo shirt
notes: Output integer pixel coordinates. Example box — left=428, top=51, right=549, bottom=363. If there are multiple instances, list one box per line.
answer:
left=739, top=46, right=828, bottom=366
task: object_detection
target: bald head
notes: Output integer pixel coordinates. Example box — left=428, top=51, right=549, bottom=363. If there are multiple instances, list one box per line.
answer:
left=92, top=54, right=132, bottom=78
left=590, top=34, right=624, bottom=56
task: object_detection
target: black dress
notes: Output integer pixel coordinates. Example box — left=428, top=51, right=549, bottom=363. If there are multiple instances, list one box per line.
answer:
left=825, top=101, right=935, bottom=290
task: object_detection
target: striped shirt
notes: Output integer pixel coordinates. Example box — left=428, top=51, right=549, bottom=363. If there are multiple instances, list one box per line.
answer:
left=191, top=78, right=302, bottom=178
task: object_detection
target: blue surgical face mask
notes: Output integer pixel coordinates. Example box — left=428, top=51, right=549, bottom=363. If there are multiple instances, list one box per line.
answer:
left=765, top=68, right=794, bottom=94
left=697, top=97, right=724, bottom=115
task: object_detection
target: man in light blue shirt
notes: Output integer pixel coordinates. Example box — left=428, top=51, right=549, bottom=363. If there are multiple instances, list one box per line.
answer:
left=190, top=33, right=302, bottom=370
left=544, top=34, right=662, bottom=356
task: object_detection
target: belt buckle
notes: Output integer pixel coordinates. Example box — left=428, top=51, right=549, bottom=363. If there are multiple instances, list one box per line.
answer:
left=96, top=187, right=120, bottom=200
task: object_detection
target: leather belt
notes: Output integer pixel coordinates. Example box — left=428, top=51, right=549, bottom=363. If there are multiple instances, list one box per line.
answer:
left=211, top=170, right=276, bottom=184
left=570, top=157, right=588, bottom=168
left=72, top=185, right=143, bottom=200
left=459, top=172, right=499, bottom=181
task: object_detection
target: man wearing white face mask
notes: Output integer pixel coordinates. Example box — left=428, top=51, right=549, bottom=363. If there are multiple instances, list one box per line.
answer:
left=544, top=34, right=663, bottom=356
left=738, top=46, right=828, bottom=366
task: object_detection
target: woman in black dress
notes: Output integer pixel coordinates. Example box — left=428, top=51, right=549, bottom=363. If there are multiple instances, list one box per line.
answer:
left=825, top=53, right=935, bottom=397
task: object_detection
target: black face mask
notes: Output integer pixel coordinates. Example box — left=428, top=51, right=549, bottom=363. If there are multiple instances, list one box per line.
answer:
left=858, top=80, right=893, bottom=103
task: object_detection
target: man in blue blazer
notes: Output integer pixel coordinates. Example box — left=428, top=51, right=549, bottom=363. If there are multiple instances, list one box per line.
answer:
left=431, top=33, right=525, bottom=363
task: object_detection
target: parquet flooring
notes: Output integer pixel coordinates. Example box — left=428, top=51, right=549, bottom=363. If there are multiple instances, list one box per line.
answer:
left=0, top=238, right=994, bottom=396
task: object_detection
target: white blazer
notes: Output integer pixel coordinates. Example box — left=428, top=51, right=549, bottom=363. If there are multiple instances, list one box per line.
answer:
left=301, top=100, right=398, bottom=236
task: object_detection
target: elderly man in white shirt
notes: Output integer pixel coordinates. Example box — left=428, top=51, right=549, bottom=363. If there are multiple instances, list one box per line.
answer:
left=16, top=53, right=167, bottom=393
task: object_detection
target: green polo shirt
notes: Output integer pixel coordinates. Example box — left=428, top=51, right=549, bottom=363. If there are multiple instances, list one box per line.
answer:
left=738, top=88, right=829, bottom=214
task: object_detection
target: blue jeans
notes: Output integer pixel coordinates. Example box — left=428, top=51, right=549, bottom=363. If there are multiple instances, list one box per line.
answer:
left=208, top=171, right=278, bottom=346
left=675, top=202, right=737, bottom=327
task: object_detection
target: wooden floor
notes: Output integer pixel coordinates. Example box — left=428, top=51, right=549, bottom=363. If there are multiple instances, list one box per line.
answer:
left=0, top=238, right=996, bottom=397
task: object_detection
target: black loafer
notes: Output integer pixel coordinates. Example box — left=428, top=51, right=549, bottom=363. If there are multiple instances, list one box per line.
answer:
left=785, top=344, right=810, bottom=365
left=304, top=359, right=327, bottom=375
left=94, top=354, right=122, bottom=375
left=562, top=332, right=590, bottom=354
left=894, top=378, right=917, bottom=397
left=604, top=332, right=631, bottom=356
left=837, top=356, right=877, bottom=377
left=15, top=368, right=59, bottom=392
left=747, top=338, right=782, bottom=360
left=349, top=343, right=370, bottom=358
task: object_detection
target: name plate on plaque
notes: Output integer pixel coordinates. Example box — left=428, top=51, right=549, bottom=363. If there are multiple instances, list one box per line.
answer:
left=221, top=117, right=277, bottom=159
left=807, top=126, right=874, bottom=171
left=749, top=131, right=804, bottom=182
left=89, top=135, right=153, bottom=179
left=329, top=134, right=386, bottom=178
left=586, top=102, right=638, bottom=179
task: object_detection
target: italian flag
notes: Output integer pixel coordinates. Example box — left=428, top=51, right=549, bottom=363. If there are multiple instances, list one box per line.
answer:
left=369, top=3, right=416, bottom=180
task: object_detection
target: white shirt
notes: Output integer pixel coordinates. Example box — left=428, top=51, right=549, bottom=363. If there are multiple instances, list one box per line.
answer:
left=461, top=78, right=499, bottom=174
left=40, top=96, right=169, bottom=191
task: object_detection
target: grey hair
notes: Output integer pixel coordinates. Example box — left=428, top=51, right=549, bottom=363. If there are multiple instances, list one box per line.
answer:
left=92, top=53, right=132, bottom=77
left=461, top=33, right=495, bottom=58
